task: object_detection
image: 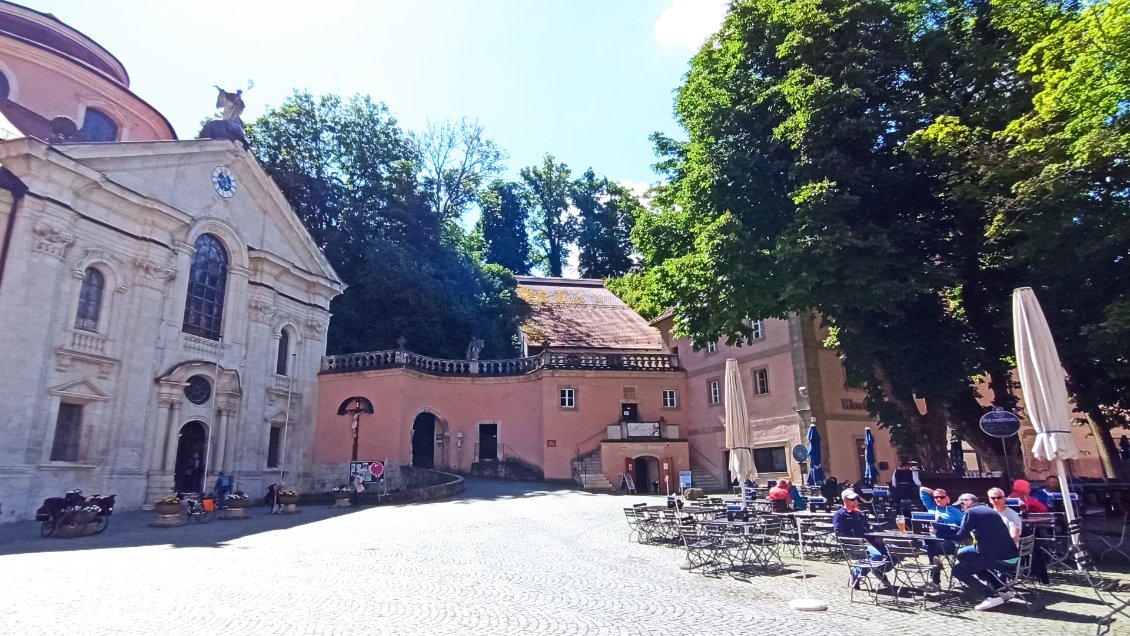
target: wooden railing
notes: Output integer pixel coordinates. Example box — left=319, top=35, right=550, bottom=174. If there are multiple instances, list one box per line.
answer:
left=321, top=348, right=681, bottom=376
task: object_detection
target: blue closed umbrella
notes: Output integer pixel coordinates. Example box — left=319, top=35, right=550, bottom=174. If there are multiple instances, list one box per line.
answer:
left=863, top=427, right=877, bottom=485
left=806, top=423, right=825, bottom=485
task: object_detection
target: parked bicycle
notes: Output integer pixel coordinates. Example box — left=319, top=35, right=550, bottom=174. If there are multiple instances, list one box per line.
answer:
left=36, top=489, right=116, bottom=538
left=175, top=491, right=217, bottom=523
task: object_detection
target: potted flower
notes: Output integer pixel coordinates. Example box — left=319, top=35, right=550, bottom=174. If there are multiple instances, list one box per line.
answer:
left=278, top=489, right=300, bottom=513
left=331, top=484, right=351, bottom=508
left=151, top=495, right=184, bottom=527
left=223, top=491, right=250, bottom=520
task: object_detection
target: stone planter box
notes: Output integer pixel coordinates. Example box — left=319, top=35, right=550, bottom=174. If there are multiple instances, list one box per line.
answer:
left=151, top=502, right=184, bottom=527
left=332, top=493, right=351, bottom=508
left=278, top=494, right=299, bottom=513
left=223, top=498, right=249, bottom=520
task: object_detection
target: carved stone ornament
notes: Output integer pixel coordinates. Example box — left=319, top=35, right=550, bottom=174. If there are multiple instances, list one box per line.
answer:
left=305, top=317, right=327, bottom=338
left=249, top=299, right=277, bottom=324
left=32, top=222, right=74, bottom=258
left=133, top=257, right=177, bottom=287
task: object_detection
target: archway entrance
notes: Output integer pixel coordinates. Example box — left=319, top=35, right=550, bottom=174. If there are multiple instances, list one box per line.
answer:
left=412, top=413, right=436, bottom=469
left=174, top=421, right=207, bottom=493
left=636, top=456, right=660, bottom=493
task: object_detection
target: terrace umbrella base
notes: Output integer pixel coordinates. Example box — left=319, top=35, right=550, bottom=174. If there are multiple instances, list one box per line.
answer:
left=788, top=598, right=828, bottom=611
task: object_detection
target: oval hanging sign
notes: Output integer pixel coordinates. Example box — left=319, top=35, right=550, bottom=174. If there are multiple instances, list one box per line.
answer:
left=370, top=461, right=385, bottom=478
left=791, top=444, right=809, bottom=463
left=979, top=407, right=1021, bottom=438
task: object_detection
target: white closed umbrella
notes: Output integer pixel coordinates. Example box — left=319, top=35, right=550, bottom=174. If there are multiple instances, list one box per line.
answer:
left=1013, top=287, right=1082, bottom=549
left=724, top=358, right=757, bottom=488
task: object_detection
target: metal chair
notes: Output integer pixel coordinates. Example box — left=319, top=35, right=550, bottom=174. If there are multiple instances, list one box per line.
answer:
left=837, top=536, right=889, bottom=604
left=884, top=538, right=938, bottom=609
left=1099, top=512, right=1130, bottom=564
left=989, top=534, right=1042, bottom=612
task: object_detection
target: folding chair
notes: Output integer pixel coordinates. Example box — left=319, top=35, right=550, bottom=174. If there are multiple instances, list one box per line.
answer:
left=1099, top=513, right=1130, bottom=564
left=837, top=536, right=889, bottom=604
left=743, top=517, right=784, bottom=572
left=678, top=526, right=727, bottom=575
left=884, top=538, right=938, bottom=609
left=989, top=534, right=1042, bottom=612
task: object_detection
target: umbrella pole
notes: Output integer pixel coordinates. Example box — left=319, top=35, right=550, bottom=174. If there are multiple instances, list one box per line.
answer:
left=788, top=518, right=828, bottom=611
left=1055, top=457, right=1085, bottom=572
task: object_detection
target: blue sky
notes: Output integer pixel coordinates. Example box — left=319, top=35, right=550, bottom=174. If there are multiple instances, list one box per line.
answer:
left=26, top=0, right=727, bottom=188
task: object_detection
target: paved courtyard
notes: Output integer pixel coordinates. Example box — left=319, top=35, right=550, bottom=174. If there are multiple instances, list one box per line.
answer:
left=0, top=478, right=1125, bottom=635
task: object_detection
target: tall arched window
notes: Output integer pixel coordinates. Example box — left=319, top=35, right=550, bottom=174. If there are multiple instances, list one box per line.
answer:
left=276, top=329, right=290, bottom=376
left=182, top=234, right=228, bottom=340
left=79, top=108, right=117, bottom=142
left=74, top=267, right=104, bottom=332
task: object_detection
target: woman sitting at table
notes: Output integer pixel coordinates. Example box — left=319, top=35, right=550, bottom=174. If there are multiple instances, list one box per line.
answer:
left=1010, top=479, right=1048, bottom=514
left=768, top=479, right=792, bottom=512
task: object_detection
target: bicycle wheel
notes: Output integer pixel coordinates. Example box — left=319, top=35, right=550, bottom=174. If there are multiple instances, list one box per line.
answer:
left=90, top=515, right=109, bottom=534
left=197, top=507, right=216, bottom=523
left=40, top=516, right=56, bottom=538
left=56, top=511, right=82, bottom=538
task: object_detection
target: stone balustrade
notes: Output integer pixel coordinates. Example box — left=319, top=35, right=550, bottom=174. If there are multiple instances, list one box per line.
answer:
left=321, top=348, right=680, bottom=376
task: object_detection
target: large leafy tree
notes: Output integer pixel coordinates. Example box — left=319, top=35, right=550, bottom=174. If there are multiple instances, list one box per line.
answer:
left=476, top=179, right=532, bottom=275
left=520, top=155, right=577, bottom=277
left=573, top=169, right=641, bottom=278
left=247, top=91, right=522, bottom=358
left=629, top=0, right=1064, bottom=468
left=414, top=117, right=506, bottom=233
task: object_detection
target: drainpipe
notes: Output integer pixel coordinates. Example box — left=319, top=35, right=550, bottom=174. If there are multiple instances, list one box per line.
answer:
left=0, top=168, right=29, bottom=300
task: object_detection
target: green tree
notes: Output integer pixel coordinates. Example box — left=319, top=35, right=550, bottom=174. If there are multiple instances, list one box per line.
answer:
left=415, top=117, right=506, bottom=233
left=520, top=155, right=576, bottom=277
left=573, top=169, right=640, bottom=278
left=629, top=0, right=1055, bottom=468
left=476, top=179, right=532, bottom=275
left=247, top=91, right=522, bottom=358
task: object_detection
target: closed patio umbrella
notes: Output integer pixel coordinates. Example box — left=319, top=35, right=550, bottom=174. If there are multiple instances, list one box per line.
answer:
left=863, top=427, right=877, bottom=485
left=806, top=423, right=825, bottom=486
left=1013, top=287, right=1082, bottom=550
left=724, top=358, right=757, bottom=493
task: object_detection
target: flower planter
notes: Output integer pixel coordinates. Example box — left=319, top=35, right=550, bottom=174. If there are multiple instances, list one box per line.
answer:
left=223, top=498, right=249, bottom=520
left=151, top=502, right=184, bottom=527
left=278, top=494, right=299, bottom=514
left=332, top=493, right=351, bottom=508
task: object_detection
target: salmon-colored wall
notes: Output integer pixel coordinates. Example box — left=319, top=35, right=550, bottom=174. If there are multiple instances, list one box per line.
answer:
left=315, top=367, right=689, bottom=480
left=600, top=440, right=690, bottom=491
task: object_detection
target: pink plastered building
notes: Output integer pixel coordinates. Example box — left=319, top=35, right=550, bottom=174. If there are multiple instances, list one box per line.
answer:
left=312, top=277, right=900, bottom=492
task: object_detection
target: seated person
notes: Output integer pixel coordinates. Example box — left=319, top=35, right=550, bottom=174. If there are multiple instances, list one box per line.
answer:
left=1010, top=479, right=1048, bottom=514
left=919, top=487, right=964, bottom=588
left=833, top=488, right=890, bottom=587
left=1033, top=474, right=1070, bottom=510
left=934, top=499, right=1020, bottom=611
left=988, top=487, right=1022, bottom=546
left=767, top=479, right=792, bottom=512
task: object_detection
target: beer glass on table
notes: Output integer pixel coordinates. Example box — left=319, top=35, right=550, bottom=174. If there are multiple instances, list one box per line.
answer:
left=895, top=514, right=907, bottom=533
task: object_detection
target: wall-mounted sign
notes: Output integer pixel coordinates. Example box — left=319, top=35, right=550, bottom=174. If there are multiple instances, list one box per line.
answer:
left=546, top=440, right=556, bottom=447
left=791, top=444, right=809, bottom=463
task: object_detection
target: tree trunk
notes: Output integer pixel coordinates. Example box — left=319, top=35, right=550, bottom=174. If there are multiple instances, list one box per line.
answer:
left=1086, top=410, right=1129, bottom=481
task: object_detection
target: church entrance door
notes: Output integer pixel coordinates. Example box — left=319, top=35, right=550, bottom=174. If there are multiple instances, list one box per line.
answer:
left=174, top=421, right=207, bottom=493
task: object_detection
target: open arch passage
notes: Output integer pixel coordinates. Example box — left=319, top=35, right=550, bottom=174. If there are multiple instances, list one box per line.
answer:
left=174, top=421, right=207, bottom=493
left=412, top=413, right=436, bottom=469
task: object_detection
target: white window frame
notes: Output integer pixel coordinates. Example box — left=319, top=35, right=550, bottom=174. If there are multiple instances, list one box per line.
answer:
left=752, top=368, right=770, bottom=395
left=706, top=340, right=718, bottom=354
left=559, top=387, right=576, bottom=409
left=708, top=379, right=720, bottom=405
left=662, top=389, right=678, bottom=409
left=751, top=319, right=764, bottom=340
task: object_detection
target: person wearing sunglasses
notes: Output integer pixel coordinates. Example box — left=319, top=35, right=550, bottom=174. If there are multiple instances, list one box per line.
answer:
left=933, top=493, right=1020, bottom=611
left=987, top=487, right=1022, bottom=545
left=918, top=487, right=964, bottom=589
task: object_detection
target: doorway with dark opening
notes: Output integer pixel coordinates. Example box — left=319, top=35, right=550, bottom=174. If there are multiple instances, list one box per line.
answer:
left=636, top=456, right=661, bottom=493
left=479, top=423, right=498, bottom=461
left=412, top=413, right=436, bottom=469
left=174, top=420, right=207, bottom=493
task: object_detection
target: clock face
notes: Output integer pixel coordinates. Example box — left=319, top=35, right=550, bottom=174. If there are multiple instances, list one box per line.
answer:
left=212, top=166, right=237, bottom=198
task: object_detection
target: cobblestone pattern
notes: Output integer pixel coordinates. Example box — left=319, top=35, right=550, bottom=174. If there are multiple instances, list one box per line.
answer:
left=0, top=480, right=1125, bottom=636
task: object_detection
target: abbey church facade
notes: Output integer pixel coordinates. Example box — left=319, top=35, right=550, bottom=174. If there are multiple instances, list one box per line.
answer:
left=0, top=2, right=342, bottom=520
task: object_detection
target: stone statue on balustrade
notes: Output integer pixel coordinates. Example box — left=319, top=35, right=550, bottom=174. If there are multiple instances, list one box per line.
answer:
left=466, top=338, right=484, bottom=361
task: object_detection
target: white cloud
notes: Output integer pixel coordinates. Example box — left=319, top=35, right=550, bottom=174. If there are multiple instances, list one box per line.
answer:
left=654, top=0, right=729, bottom=50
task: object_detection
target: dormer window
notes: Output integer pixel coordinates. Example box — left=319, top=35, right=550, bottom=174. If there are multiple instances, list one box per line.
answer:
left=79, top=108, right=117, bottom=142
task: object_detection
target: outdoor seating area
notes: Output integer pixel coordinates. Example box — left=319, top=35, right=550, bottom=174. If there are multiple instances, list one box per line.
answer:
left=621, top=495, right=1130, bottom=633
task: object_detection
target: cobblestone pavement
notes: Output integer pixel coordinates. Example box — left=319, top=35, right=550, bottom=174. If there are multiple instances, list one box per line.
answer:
left=1, top=479, right=1126, bottom=636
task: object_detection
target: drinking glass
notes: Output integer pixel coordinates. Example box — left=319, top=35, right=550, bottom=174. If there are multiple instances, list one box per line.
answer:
left=895, top=514, right=907, bottom=533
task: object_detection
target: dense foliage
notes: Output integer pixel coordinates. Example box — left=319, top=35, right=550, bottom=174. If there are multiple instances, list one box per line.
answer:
left=246, top=91, right=523, bottom=359
left=625, top=0, right=1130, bottom=470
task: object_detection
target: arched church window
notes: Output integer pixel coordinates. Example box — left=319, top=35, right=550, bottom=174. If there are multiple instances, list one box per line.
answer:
left=276, top=329, right=290, bottom=376
left=79, top=108, right=117, bottom=142
left=0, top=71, right=9, bottom=99
left=74, top=267, right=104, bottom=332
left=182, top=234, right=228, bottom=340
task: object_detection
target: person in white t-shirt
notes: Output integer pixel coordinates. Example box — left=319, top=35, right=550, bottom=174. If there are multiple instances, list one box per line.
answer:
left=988, top=487, right=1021, bottom=545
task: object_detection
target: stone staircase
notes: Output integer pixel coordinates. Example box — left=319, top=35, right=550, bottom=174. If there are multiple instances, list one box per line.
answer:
left=572, top=448, right=613, bottom=491
left=689, top=463, right=725, bottom=493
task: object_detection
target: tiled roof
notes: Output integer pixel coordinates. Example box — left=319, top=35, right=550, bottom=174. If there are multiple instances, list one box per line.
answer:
left=517, top=277, right=665, bottom=351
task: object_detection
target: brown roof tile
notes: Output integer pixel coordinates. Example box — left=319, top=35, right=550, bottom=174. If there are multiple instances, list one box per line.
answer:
left=517, top=277, right=665, bottom=351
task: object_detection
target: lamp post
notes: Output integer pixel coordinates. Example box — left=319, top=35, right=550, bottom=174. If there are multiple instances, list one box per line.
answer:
left=344, top=398, right=367, bottom=462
